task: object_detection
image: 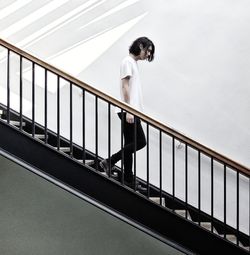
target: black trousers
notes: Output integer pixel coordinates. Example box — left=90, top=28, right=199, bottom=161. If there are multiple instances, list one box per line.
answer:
left=110, top=112, right=146, bottom=181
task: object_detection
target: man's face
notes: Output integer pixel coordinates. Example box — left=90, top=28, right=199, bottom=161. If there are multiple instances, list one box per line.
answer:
left=139, top=45, right=153, bottom=60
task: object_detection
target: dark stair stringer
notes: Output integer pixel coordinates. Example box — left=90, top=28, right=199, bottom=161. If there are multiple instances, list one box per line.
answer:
left=0, top=114, right=249, bottom=255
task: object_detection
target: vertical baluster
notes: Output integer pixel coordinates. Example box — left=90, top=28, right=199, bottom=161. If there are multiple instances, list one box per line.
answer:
left=146, top=123, right=150, bottom=198
left=159, top=130, right=162, bottom=205
left=185, top=143, right=188, bottom=218
left=82, top=89, right=85, bottom=163
left=172, top=136, right=175, bottom=211
left=236, top=171, right=239, bottom=246
left=19, top=56, right=23, bottom=130
left=95, top=96, right=98, bottom=170
left=198, top=150, right=201, bottom=226
left=57, top=75, right=60, bottom=150
left=69, top=82, right=73, bottom=157
left=224, top=164, right=227, bottom=239
left=211, top=157, right=214, bottom=233
left=133, top=115, right=137, bottom=191
left=121, top=109, right=124, bottom=185
left=7, top=49, right=10, bottom=124
left=44, top=69, right=48, bottom=144
left=108, top=103, right=111, bottom=177
left=32, top=62, right=35, bottom=137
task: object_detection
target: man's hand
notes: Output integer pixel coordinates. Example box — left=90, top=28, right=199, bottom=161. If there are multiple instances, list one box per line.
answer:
left=126, top=113, right=134, bottom=123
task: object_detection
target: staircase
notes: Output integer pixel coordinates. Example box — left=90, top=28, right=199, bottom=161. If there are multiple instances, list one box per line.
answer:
left=0, top=38, right=249, bottom=255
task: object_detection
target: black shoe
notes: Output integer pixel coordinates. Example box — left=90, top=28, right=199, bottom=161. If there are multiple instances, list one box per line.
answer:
left=124, top=178, right=147, bottom=192
left=99, top=159, right=116, bottom=177
left=124, top=178, right=138, bottom=188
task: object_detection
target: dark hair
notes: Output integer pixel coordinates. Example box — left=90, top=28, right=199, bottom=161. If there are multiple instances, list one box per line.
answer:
left=129, top=37, right=155, bottom=62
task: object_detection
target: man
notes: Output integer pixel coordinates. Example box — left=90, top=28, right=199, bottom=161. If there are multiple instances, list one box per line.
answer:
left=100, top=37, right=155, bottom=185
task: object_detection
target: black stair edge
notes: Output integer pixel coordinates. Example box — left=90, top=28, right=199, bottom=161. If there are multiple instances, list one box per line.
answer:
left=0, top=105, right=249, bottom=246
left=0, top=120, right=248, bottom=255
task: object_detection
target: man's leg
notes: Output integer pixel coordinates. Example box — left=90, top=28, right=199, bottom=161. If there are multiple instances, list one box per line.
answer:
left=123, top=116, right=146, bottom=182
left=123, top=118, right=134, bottom=182
left=100, top=114, right=146, bottom=179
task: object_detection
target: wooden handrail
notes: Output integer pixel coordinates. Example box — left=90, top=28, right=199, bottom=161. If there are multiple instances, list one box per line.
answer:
left=1, top=38, right=249, bottom=176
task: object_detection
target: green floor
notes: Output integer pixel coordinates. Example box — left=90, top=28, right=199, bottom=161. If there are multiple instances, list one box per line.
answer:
left=0, top=153, right=186, bottom=255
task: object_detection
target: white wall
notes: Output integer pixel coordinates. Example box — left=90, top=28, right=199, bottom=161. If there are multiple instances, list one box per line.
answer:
left=79, top=0, right=250, bottom=168
left=0, top=0, right=249, bottom=234
left=1, top=0, right=249, bottom=166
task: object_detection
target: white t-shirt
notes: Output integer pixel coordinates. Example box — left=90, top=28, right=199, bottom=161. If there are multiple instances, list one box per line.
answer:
left=118, top=55, right=143, bottom=112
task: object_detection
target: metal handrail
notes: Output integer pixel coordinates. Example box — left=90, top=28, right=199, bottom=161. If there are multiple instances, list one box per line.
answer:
left=0, top=38, right=249, bottom=176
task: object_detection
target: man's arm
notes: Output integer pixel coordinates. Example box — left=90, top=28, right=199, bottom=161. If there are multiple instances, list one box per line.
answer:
left=122, top=77, right=130, bottom=103
left=121, top=77, right=134, bottom=123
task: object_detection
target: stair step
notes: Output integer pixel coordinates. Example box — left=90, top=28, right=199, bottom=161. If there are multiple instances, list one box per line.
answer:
left=198, top=222, right=218, bottom=234
left=239, top=241, right=249, bottom=250
left=225, top=234, right=237, bottom=244
left=239, top=243, right=250, bottom=251
left=216, top=234, right=249, bottom=248
left=2, top=119, right=26, bottom=127
left=35, top=134, right=46, bottom=139
left=174, top=209, right=192, bottom=220
left=54, top=147, right=71, bottom=153
left=149, top=197, right=166, bottom=206
left=28, top=133, right=46, bottom=139
left=77, top=159, right=95, bottom=165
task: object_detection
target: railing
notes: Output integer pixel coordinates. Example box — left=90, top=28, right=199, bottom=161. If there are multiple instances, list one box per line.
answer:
left=0, top=38, right=249, bottom=250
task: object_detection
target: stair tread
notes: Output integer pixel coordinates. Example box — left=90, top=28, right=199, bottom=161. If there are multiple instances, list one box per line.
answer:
left=226, top=234, right=237, bottom=238
left=197, top=222, right=218, bottom=234
left=149, top=197, right=166, bottom=206
left=225, top=234, right=237, bottom=244
left=53, top=146, right=71, bottom=152
left=35, top=134, right=45, bottom=138
left=174, top=209, right=192, bottom=220
left=28, top=133, right=46, bottom=139
left=77, top=159, right=95, bottom=165
left=239, top=242, right=250, bottom=250
left=2, top=119, right=26, bottom=126
left=241, top=246, right=250, bottom=251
